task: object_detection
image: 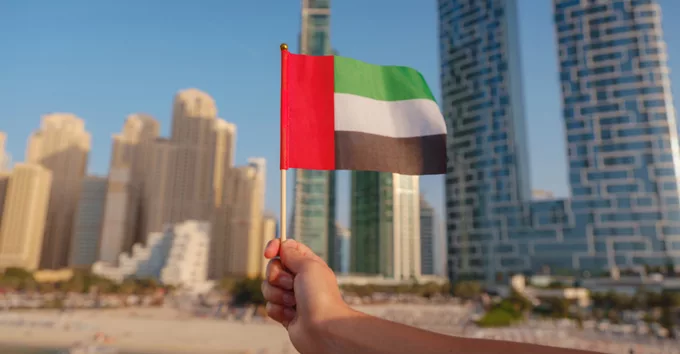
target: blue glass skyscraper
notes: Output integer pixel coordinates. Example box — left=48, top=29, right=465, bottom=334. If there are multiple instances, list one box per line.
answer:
left=439, top=0, right=533, bottom=283
left=554, top=0, right=680, bottom=270
left=440, top=0, right=680, bottom=284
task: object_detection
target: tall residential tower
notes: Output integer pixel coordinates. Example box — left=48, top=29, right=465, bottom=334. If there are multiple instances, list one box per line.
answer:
left=439, top=0, right=532, bottom=282
left=27, top=113, right=91, bottom=269
left=554, top=0, right=680, bottom=269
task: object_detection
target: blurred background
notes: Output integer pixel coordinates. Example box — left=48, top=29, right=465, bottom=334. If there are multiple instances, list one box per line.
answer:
left=0, top=0, right=680, bottom=353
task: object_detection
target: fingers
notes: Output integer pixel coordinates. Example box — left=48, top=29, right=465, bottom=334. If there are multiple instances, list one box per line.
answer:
left=261, top=280, right=296, bottom=307
left=265, top=259, right=294, bottom=290
left=263, top=238, right=281, bottom=259
left=265, top=303, right=296, bottom=327
left=279, top=239, right=323, bottom=273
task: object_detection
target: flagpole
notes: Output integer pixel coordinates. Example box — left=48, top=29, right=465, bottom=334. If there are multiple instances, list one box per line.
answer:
left=280, top=43, right=289, bottom=242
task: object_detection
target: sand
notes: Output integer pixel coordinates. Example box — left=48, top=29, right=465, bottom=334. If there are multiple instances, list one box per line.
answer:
left=0, top=307, right=294, bottom=353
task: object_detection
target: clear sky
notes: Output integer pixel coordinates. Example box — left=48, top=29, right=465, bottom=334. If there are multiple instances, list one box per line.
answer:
left=1, top=0, right=679, bottom=227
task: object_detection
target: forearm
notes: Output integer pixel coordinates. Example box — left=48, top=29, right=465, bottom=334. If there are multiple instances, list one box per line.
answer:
left=317, top=308, right=595, bottom=354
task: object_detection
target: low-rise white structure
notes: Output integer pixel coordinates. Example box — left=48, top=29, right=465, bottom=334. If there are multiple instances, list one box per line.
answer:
left=160, top=221, right=211, bottom=287
left=93, top=220, right=212, bottom=290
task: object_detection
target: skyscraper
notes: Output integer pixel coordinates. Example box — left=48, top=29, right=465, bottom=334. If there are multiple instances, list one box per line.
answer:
left=213, top=120, right=236, bottom=207
left=439, top=0, right=680, bottom=283
left=290, top=0, right=336, bottom=266
left=439, top=0, right=531, bottom=282
left=99, top=114, right=160, bottom=262
left=164, top=88, right=220, bottom=225
left=334, top=223, right=350, bottom=274
left=420, top=197, right=436, bottom=275
left=0, top=132, right=10, bottom=172
left=0, top=163, right=52, bottom=270
left=27, top=113, right=91, bottom=269
left=351, top=173, right=420, bottom=279
left=214, top=162, right=266, bottom=278
left=553, top=0, right=680, bottom=269
left=71, top=176, right=107, bottom=267
left=147, top=89, right=234, bottom=237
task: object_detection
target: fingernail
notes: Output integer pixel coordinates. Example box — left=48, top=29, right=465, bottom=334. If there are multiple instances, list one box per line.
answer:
left=283, top=307, right=296, bottom=320
left=279, top=275, right=293, bottom=289
left=283, top=293, right=296, bottom=306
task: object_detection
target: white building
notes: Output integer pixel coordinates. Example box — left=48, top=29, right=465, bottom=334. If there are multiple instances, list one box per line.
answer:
left=70, top=176, right=108, bottom=267
left=93, top=220, right=212, bottom=290
left=393, top=174, right=421, bottom=280
left=160, top=221, right=211, bottom=287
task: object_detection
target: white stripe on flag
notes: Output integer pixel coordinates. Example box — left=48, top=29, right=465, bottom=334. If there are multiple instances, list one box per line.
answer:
left=334, top=93, right=446, bottom=138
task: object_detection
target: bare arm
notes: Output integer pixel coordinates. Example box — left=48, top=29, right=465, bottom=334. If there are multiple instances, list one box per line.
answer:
left=317, top=308, right=596, bottom=354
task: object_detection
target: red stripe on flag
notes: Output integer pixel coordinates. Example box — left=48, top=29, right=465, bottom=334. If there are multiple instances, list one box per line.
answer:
left=280, top=51, right=335, bottom=170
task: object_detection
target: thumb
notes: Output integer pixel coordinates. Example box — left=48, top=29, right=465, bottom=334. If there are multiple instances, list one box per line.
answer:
left=279, top=239, right=320, bottom=274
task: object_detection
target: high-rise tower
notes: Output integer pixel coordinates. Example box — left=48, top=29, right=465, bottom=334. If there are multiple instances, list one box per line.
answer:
left=554, top=0, right=680, bottom=269
left=439, top=0, right=532, bottom=282
left=99, top=114, right=160, bottom=263
left=290, top=0, right=336, bottom=265
left=350, top=173, right=421, bottom=279
left=27, top=113, right=91, bottom=269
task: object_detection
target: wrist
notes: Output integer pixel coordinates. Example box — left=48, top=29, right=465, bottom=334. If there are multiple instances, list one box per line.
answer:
left=313, top=304, right=364, bottom=353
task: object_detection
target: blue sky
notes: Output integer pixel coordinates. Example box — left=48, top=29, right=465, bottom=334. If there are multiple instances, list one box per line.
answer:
left=1, top=0, right=679, bottom=227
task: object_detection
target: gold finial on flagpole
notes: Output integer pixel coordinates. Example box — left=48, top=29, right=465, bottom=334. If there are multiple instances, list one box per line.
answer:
left=280, top=43, right=288, bottom=51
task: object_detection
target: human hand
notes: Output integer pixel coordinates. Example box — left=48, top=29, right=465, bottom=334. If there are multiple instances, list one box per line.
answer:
left=262, top=239, right=350, bottom=353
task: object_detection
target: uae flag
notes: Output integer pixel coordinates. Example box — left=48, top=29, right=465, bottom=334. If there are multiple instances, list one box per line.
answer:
left=280, top=49, right=447, bottom=175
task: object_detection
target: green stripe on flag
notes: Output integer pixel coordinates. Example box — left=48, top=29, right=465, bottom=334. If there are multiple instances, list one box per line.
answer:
left=333, top=56, right=436, bottom=102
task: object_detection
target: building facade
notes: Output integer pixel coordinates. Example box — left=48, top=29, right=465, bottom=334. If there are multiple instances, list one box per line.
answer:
left=554, top=0, right=680, bottom=269
left=160, top=221, right=211, bottom=287
left=70, top=176, right=108, bottom=267
left=290, top=0, right=337, bottom=266
left=212, top=161, right=266, bottom=279
left=93, top=220, right=211, bottom=288
left=101, top=114, right=160, bottom=259
left=439, top=0, right=532, bottom=282
left=0, top=163, right=52, bottom=270
left=351, top=172, right=420, bottom=279
left=27, top=113, right=91, bottom=269
left=439, top=0, right=680, bottom=283
left=99, top=167, right=133, bottom=263
left=420, top=197, right=436, bottom=275
left=0, top=132, right=11, bottom=172
left=334, top=223, right=350, bottom=274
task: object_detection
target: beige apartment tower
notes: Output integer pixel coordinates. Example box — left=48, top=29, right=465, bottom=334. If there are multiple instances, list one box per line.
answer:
left=99, top=114, right=160, bottom=263
left=164, top=88, right=218, bottom=224
left=213, top=119, right=236, bottom=207
left=0, top=163, right=52, bottom=270
left=0, top=132, right=10, bottom=172
left=27, top=113, right=91, bottom=269
left=212, top=159, right=265, bottom=279
left=148, top=89, right=233, bottom=232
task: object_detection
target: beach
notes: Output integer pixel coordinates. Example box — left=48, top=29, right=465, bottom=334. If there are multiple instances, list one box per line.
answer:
left=0, top=307, right=292, bottom=353
left=1, top=304, right=677, bottom=354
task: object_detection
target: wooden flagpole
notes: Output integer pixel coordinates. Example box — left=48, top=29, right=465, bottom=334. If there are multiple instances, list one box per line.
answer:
left=280, top=43, right=289, bottom=242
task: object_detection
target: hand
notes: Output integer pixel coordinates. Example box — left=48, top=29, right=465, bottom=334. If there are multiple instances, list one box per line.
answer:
left=262, top=239, right=350, bottom=353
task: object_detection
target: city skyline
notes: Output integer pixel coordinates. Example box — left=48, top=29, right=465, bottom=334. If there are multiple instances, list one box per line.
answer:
left=0, top=0, right=579, bottom=225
